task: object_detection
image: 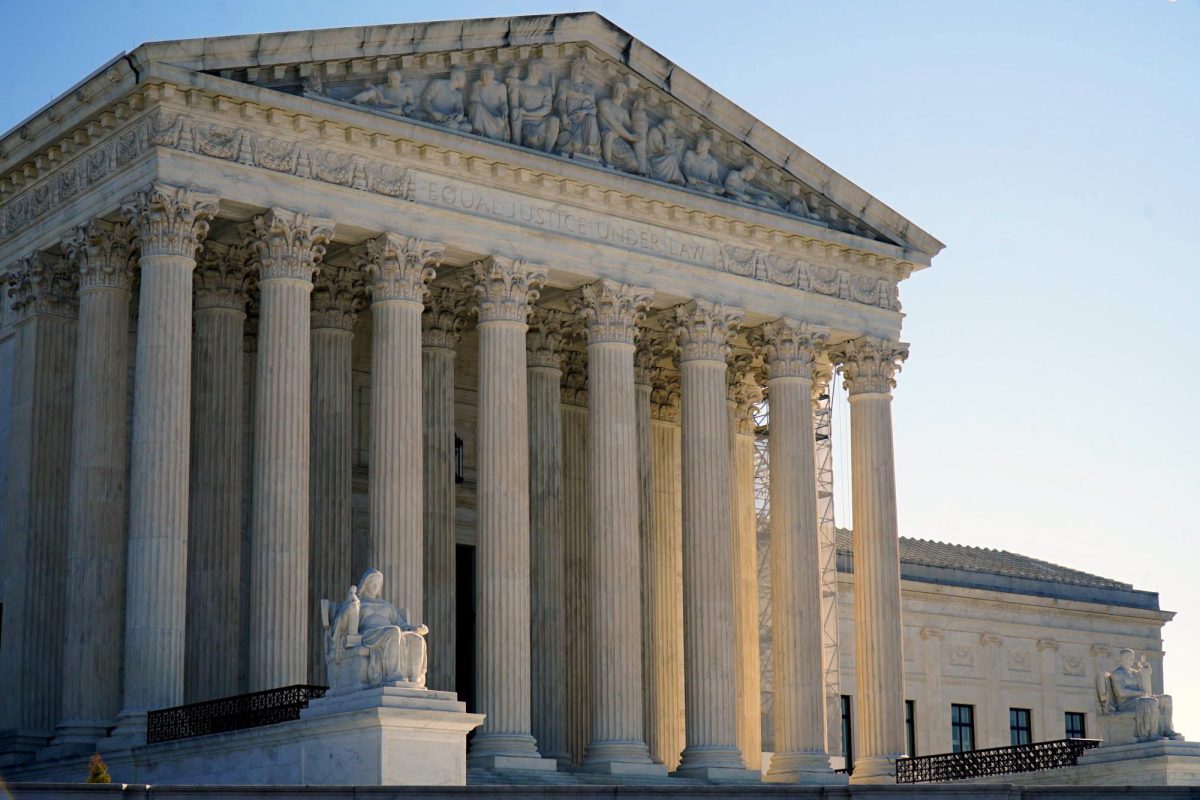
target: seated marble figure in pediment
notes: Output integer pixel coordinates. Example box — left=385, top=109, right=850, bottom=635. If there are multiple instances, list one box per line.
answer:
left=1096, top=649, right=1183, bottom=745
left=279, top=51, right=883, bottom=239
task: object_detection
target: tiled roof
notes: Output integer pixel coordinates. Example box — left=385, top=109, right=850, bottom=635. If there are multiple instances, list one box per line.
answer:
left=834, top=529, right=1133, bottom=591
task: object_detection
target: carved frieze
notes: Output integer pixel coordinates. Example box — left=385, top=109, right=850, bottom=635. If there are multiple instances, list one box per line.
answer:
left=948, top=645, right=976, bottom=668
left=1063, top=654, right=1087, bottom=677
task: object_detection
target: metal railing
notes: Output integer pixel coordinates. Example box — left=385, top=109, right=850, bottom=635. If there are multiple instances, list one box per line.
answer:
left=895, top=738, right=1102, bottom=783
left=146, top=684, right=328, bottom=744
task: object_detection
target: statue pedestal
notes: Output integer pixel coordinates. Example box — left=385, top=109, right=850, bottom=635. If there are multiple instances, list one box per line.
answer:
left=4, top=685, right=483, bottom=786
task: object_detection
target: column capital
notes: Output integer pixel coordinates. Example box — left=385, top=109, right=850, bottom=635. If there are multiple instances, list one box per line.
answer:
left=244, top=208, right=334, bottom=283
left=355, top=232, right=443, bottom=303
left=828, top=336, right=909, bottom=395
left=810, top=361, right=834, bottom=408
left=633, top=329, right=661, bottom=386
left=422, top=285, right=470, bottom=349
left=7, top=251, right=78, bottom=320
left=194, top=242, right=253, bottom=312
left=311, top=263, right=365, bottom=330
left=471, top=256, right=547, bottom=324
left=726, top=352, right=762, bottom=435
left=121, top=183, right=218, bottom=259
left=650, top=369, right=680, bottom=422
left=63, top=219, right=136, bottom=293
left=527, top=307, right=573, bottom=369
left=561, top=349, right=588, bottom=407
left=670, top=300, right=743, bottom=364
left=749, top=318, right=830, bottom=381
left=569, top=279, right=653, bottom=346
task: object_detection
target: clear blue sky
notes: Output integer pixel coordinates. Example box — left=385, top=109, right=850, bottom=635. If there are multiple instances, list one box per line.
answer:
left=4, top=0, right=1198, bottom=740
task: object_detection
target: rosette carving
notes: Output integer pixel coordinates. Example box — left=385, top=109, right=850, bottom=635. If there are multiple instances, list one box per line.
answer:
left=669, top=299, right=743, bottom=363
left=422, top=285, right=470, bottom=349
left=527, top=307, right=573, bottom=369
left=748, top=318, right=830, bottom=381
left=828, top=335, right=909, bottom=395
left=121, top=183, right=218, bottom=259
left=354, top=232, right=443, bottom=303
left=62, top=219, right=136, bottom=292
left=568, top=279, right=653, bottom=346
left=244, top=208, right=334, bottom=282
left=311, top=264, right=365, bottom=330
left=470, top=256, right=547, bottom=324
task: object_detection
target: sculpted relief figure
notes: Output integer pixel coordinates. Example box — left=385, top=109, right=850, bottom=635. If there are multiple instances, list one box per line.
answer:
left=415, top=67, right=472, bottom=132
left=1097, top=649, right=1180, bottom=743
left=554, top=58, right=601, bottom=158
left=681, top=133, right=723, bottom=194
left=349, top=69, right=416, bottom=116
left=645, top=115, right=685, bottom=185
left=323, top=568, right=429, bottom=693
left=597, top=80, right=644, bottom=173
left=467, top=63, right=511, bottom=142
left=723, top=161, right=783, bottom=211
left=506, top=60, right=560, bottom=153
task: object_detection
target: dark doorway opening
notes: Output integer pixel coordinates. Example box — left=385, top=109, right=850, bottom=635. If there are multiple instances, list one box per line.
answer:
left=455, top=544, right=477, bottom=716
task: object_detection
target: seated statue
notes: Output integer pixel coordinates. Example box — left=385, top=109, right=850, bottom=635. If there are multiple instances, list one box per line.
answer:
left=322, top=568, right=429, bottom=694
left=1097, top=648, right=1180, bottom=743
left=681, top=134, right=723, bottom=194
left=413, top=67, right=472, bottom=132
left=723, top=162, right=784, bottom=210
left=467, top=63, right=511, bottom=142
left=348, top=69, right=416, bottom=116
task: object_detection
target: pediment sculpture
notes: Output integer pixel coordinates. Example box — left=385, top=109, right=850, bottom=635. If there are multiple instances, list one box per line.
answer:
left=321, top=568, right=429, bottom=694
left=1096, top=648, right=1182, bottom=744
left=286, top=54, right=874, bottom=236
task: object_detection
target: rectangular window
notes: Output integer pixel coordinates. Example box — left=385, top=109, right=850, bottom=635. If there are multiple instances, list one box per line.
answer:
left=1065, top=711, right=1087, bottom=740
left=905, top=700, right=916, bottom=757
left=841, top=695, right=854, bottom=771
left=1010, top=708, right=1032, bottom=746
left=951, top=703, right=975, bottom=753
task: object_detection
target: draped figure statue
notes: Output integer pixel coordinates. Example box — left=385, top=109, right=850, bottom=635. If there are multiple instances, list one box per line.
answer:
left=324, top=568, right=429, bottom=692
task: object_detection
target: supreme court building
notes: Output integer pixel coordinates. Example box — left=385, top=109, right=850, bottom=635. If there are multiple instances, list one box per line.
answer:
left=2, top=12, right=1172, bottom=790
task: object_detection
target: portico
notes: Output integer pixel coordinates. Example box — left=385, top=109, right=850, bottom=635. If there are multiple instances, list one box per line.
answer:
left=0, top=13, right=942, bottom=785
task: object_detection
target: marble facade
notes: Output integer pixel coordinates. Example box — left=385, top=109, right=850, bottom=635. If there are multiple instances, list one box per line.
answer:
left=1, top=12, right=942, bottom=785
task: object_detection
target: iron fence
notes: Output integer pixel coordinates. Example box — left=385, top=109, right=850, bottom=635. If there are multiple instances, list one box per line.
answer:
left=895, top=738, right=1102, bottom=783
left=146, top=684, right=328, bottom=744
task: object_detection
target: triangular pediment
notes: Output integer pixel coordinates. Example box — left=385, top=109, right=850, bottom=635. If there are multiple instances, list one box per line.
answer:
left=131, top=13, right=942, bottom=258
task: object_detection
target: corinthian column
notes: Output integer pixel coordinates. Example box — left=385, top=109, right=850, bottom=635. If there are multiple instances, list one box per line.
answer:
left=110, top=185, right=216, bottom=744
left=827, top=336, right=909, bottom=785
left=644, top=356, right=684, bottom=770
left=571, top=280, right=662, bottom=775
left=467, top=256, right=555, bottom=770
left=0, top=253, right=77, bottom=761
left=751, top=320, right=839, bottom=783
left=49, top=223, right=133, bottom=751
left=245, top=209, right=333, bottom=692
left=308, top=264, right=363, bottom=684
left=357, top=235, right=442, bottom=621
left=422, top=286, right=468, bottom=692
left=671, top=300, right=755, bottom=780
left=727, top=353, right=763, bottom=773
left=526, top=309, right=571, bottom=765
left=185, top=243, right=250, bottom=702
left=560, top=350, right=589, bottom=766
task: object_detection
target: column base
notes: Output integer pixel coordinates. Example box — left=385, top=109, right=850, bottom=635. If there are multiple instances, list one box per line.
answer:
left=576, top=760, right=668, bottom=777
left=98, top=710, right=147, bottom=751
left=39, top=721, right=112, bottom=761
left=847, top=753, right=898, bottom=784
left=0, top=732, right=48, bottom=768
left=468, top=754, right=560, bottom=772
left=673, top=765, right=761, bottom=782
left=468, top=731, right=557, bottom=772
left=765, top=751, right=846, bottom=784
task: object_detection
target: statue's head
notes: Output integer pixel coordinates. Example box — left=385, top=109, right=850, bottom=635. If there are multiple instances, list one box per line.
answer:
left=741, top=163, right=759, bottom=181
left=526, top=60, right=544, bottom=81
left=450, top=67, right=466, bottom=90
left=479, top=63, right=496, bottom=83
left=1119, top=648, right=1136, bottom=668
left=359, top=568, right=384, bottom=599
left=611, top=82, right=628, bottom=104
left=696, top=136, right=711, bottom=155
left=386, top=70, right=403, bottom=88
left=571, top=58, right=587, bottom=81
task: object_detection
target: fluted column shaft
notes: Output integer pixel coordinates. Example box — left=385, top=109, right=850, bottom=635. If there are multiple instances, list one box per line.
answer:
left=423, top=287, right=465, bottom=692
left=468, top=256, right=548, bottom=765
left=572, top=280, right=655, bottom=771
left=53, top=223, right=134, bottom=746
left=561, top=352, right=589, bottom=766
left=186, top=305, right=245, bottom=699
left=830, top=336, right=909, bottom=785
left=247, top=209, right=333, bottom=691
left=673, top=300, right=747, bottom=777
left=0, top=252, right=77, bottom=757
left=112, top=186, right=216, bottom=742
left=308, top=265, right=359, bottom=684
left=528, top=312, right=569, bottom=764
left=645, top=397, right=684, bottom=770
